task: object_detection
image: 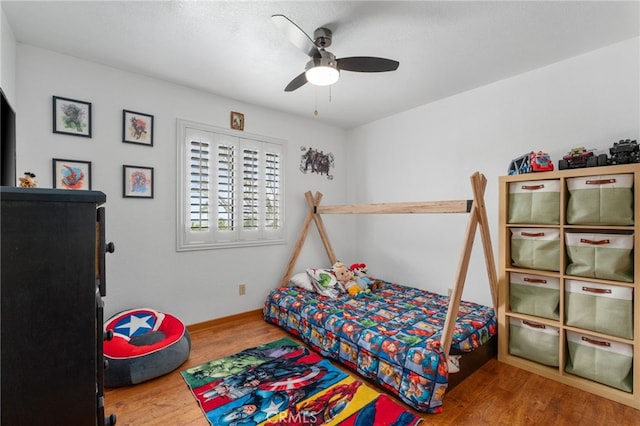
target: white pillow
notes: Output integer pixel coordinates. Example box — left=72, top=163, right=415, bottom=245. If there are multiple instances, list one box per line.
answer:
left=289, top=272, right=314, bottom=291
left=306, top=268, right=341, bottom=298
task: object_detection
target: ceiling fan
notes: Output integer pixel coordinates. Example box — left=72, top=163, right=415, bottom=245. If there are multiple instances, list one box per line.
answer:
left=272, top=14, right=400, bottom=92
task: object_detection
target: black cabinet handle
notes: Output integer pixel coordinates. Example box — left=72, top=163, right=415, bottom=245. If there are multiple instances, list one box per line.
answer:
left=105, top=242, right=115, bottom=253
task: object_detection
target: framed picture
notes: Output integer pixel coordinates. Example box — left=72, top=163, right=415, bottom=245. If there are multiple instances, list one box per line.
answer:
left=52, top=158, right=92, bottom=190
left=123, top=165, right=154, bottom=198
left=230, top=111, right=244, bottom=131
left=123, top=110, right=154, bottom=146
left=52, top=96, right=92, bottom=138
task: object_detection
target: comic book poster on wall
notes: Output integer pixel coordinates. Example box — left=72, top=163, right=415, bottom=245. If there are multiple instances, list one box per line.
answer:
left=300, top=146, right=334, bottom=180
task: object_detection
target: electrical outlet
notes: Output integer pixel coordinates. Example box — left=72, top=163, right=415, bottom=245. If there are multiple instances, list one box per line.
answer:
left=239, top=284, right=246, bottom=296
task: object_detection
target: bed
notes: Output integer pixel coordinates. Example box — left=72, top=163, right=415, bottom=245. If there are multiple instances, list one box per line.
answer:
left=264, top=172, right=498, bottom=413
left=264, top=279, right=496, bottom=413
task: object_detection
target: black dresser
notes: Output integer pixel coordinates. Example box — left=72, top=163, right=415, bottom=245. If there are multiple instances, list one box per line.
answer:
left=1, top=187, right=116, bottom=425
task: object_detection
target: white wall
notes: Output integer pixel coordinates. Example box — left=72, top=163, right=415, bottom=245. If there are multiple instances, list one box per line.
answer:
left=1, top=7, right=16, bottom=104
left=347, top=37, right=640, bottom=308
left=15, top=44, right=352, bottom=324
left=11, top=35, right=640, bottom=321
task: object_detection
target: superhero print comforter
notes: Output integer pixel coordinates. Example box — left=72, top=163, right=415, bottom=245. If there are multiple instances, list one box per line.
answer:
left=263, top=279, right=496, bottom=413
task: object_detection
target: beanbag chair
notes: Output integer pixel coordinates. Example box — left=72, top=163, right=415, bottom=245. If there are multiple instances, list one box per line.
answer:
left=104, top=308, right=191, bottom=387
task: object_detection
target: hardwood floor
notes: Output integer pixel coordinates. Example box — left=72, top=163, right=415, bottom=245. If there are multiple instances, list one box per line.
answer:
left=104, top=310, right=638, bottom=425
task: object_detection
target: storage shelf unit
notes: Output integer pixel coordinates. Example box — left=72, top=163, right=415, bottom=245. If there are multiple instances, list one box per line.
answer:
left=498, top=163, right=640, bottom=409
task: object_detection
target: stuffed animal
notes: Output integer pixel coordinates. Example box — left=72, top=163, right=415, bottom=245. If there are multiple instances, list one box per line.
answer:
left=350, top=263, right=381, bottom=291
left=18, top=172, right=37, bottom=188
left=333, top=261, right=361, bottom=296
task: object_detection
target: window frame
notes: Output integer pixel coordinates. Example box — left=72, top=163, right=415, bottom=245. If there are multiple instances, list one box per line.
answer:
left=176, top=119, right=286, bottom=251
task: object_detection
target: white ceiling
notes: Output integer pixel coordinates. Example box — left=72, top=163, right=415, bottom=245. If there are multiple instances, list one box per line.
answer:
left=3, top=1, right=639, bottom=129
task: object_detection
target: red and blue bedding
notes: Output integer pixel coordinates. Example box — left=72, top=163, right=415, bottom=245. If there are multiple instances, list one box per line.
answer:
left=263, top=279, right=496, bottom=413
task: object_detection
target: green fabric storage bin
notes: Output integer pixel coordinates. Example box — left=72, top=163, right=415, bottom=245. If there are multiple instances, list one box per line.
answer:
left=566, top=174, right=634, bottom=225
left=509, top=318, right=559, bottom=367
left=565, top=232, right=634, bottom=282
left=510, top=272, right=559, bottom=320
left=565, top=331, right=633, bottom=392
left=565, top=279, right=633, bottom=339
left=508, top=179, right=560, bottom=224
left=511, top=228, right=560, bottom=272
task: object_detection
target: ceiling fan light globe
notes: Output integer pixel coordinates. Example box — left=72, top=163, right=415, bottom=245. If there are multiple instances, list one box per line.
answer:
left=305, top=66, right=339, bottom=86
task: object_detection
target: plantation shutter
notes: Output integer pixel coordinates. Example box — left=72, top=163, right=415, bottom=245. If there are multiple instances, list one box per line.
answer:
left=216, top=143, right=236, bottom=230
left=264, top=148, right=282, bottom=233
left=189, top=139, right=210, bottom=233
left=215, top=139, right=239, bottom=242
left=177, top=119, right=285, bottom=250
left=242, top=141, right=260, bottom=233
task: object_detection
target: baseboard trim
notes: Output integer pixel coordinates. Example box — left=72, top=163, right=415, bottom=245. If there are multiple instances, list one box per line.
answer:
left=187, top=309, right=263, bottom=333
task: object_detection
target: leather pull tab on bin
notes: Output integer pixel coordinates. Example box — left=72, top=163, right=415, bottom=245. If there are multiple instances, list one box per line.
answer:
left=585, top=179, right=616, bottom=185
left=523, top=320, right=546, bottom=329
left=582, top=336, right=611, bottom=347
left=522, top=232, right=545, bottom=237
left=582, top=286, right=612, bottom=294
left=580, top=238, right=610, bottom=245
left=523, top=277, right=547, bottom=284
left=521, top=184, right=545, bottom=190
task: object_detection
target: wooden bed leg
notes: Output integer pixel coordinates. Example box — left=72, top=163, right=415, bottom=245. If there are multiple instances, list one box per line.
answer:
left=440, top=172, right=496, bottom=359
left=278, top=191, right=323, bottom=287
left=440, top=199, right=479, bottom=356
left=471, top=173, right=499, bottom=310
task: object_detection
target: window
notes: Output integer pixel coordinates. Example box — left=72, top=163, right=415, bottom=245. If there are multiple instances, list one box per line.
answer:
left=177, top=119, right=285, bottom=250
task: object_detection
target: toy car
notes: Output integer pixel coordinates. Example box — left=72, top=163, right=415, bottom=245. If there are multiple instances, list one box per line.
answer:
left=530, top=151, right=554, bottom=172
left=508, top=151, right=554, bottom=174
left=508, top=153, right=531, bottom=175
left=609, top=139, right=639, bottom=165
left=558, top=147, right=604, bottom=170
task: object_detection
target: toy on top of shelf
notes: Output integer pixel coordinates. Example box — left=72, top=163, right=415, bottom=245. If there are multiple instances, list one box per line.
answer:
left=508, top=151, right=553, bottom=174
left=609, top=139, right=639, bottom=165
left=530, top=151, right=554, bottom=172
left=557, top=147, right=606, bottom=170
left=508, top=153, right=531, bottom=175
left=18, top=172, right=37, bottom=188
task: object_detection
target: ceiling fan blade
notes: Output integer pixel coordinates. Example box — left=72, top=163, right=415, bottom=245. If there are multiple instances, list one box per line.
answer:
left=336, top=57, right=399, bottom=72
left=272, top=14, right=320, bottom=57
left=284, top=72, right=308, bottom=92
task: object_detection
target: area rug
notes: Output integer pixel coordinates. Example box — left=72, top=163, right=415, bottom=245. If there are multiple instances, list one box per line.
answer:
left=181, top=337, right=422, bottom=425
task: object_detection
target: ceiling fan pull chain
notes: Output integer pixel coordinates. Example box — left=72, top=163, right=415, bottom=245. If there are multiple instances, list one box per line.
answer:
left=314, top=89, right=319, bottom=117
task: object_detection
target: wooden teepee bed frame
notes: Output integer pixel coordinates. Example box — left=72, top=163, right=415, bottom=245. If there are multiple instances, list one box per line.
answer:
left=278, top=171, right=498, bottom=360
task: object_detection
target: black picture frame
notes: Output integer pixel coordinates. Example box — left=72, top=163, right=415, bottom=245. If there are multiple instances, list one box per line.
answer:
left=52, top=158, right=92, bottom=190
left=123, top=110, right=154, bottom=146
left=123, top=165, right=154, bottom=198
left=52, top=96, right=92, bottom=138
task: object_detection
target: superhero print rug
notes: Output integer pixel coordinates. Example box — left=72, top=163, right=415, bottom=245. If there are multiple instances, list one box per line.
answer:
left=181, top=337, right=422, bottom=425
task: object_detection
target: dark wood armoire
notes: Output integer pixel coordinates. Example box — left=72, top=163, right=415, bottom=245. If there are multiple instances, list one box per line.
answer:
left=1, top=187, right=116, bottom=425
